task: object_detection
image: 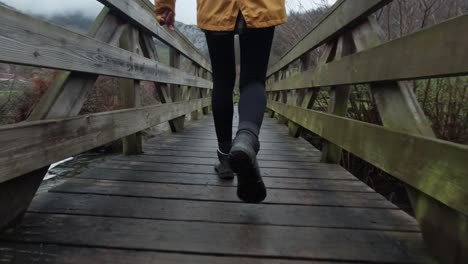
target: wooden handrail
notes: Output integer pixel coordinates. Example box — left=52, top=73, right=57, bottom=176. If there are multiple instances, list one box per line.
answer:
left=0, top=98, right=210, bottom=183
left=268, top=100, right=468, bottom=216
left=0, top=7, right=211, bottom=89
left=267, top=0, right=391, bottom=76
left=268, top=14, right=468, bottom=91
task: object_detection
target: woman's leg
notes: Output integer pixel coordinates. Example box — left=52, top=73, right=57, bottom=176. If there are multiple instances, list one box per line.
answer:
left=229, top=27, right=275, bottom=203
left=204, top=32, right=236, bottom=153
left=238, top=27, right=275, bottom=136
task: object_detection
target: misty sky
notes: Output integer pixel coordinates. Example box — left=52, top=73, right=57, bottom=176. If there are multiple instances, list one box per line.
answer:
left=2, top=0, right=336, bottom=24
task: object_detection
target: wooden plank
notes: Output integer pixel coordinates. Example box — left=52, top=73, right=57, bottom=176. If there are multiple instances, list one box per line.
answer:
left=267, top=100, right=468, bottom=216
left=78, top=167, right=366, bottom=192
left=0, top=213, right=429, bottom=263
left=50, top=178, right=395, bottom=208
left=29, top=192, right=418, bottom=231
left=146, top=137, right=321, bottom=152
left=0, top=7, right=212, bottom=89
left=111, top=155, right=323, bottom=168
left=165, top=133, right=314, bottom=144
left=268, top=14, right=468, bottom=91
left=0, top=98, right=210, bottom=183
left=0, top=242, right=331, bottom=264
left=98, top=0, right=211, bottom=71
left=267, top=0, right=390, bottom=76
left=95, top=160, right=349, bottom=177
left=141, top=149, right=322, bottom=161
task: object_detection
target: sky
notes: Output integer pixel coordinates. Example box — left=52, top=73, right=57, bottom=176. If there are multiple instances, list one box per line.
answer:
left=2, top=0, right=336, bottom=24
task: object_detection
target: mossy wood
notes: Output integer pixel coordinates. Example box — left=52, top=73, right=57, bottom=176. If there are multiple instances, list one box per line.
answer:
left=268, top=14, right=468, bottom=92
left=267, top=0, right=391, bottom=76
left=268, top=100, right=468, bottom=218
left=0, top=98, right=211, bottom=184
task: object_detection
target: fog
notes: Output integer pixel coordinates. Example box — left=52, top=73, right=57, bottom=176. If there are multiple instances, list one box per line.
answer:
left=1, top=0, right=336, bottom=24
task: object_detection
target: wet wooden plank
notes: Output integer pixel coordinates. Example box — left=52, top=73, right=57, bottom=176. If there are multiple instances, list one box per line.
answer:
left=78, top=167, right=369, bottom=192
left=0, top=213, right=429, bottom=263
left=145, top=141, right=320, bottom=153
left=143, top=144, right=320, bottom=156
left=28, top=192, right=419, bottom=231
left=140, top=149, right=322, bottom=161
left=94, top=160, right=351, bottom=179
left=0, top=242, right=333, bottom=264
left=111, top=155, right=323, bottom=168
left=49, top=178, right=395, bottom=208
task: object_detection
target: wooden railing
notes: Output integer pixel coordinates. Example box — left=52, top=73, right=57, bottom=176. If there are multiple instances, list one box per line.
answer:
left=266, top=0, right=468, bottom=263
left=0, top=0, right=212, bottom=229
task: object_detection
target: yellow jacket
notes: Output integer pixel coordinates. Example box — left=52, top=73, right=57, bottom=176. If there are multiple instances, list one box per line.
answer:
left=155, top=0, right=287, bottom=31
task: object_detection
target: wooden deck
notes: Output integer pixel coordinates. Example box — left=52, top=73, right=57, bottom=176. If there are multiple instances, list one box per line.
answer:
left=0, top=113, right=431, bottom=263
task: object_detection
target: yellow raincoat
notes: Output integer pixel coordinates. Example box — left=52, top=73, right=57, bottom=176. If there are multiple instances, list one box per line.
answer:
left=155, top=0, right=287, bottom=31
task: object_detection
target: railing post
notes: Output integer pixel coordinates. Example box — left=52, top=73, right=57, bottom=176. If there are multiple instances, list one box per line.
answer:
left=190, top=65, right=203, bottom=120
left=168, top=48, right=186, bottom=132
left=351, top=18, right=468, bottom=263
left=274, top=71, right=288, bottom=125
left=321, top=33, right=355, bottom=164
left=287, top=53, right=313, bottom=137
left=118, top=26, right=143, bottom=155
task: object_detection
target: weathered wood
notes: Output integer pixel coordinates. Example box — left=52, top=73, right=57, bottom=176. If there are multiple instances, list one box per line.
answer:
left=78, top=167, right=367, bottom=191
left=267, top=0, right=390, bottom=76
left=0, top=110, right=431, bottom=263
left=98, top=0, right=211, bottom=71
left=0, top=98, right=210, bottom=183
left=351, top=18, right=468, bottom=264
left=112, top=155, right=322, bottom=169
left=0, top=242, right=337, bottom=264
left=268, top=14, right=468, bottom=91
left=95, top=161, right=365, bottom=180
left=2, top=212, right=430, bottom=262
left=168, top=48, right=186, bottom=132
left=321, top=34, right=355, bottom=164
left=267, top=100, right=468, bottom=217
left=0, top=6, right=212, bottom=89
left=51, top=178, right=393, bottom=208
left=31, top=192, right=419, bottom=231
left=119, top=26, right=143, bottom=155
left=142, top=149, right=321, bottom=162
left=0, top=8, right=124, bottom=231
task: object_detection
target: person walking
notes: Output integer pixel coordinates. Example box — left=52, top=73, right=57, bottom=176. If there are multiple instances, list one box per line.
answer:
left=155, top=0, right=287, bottom=203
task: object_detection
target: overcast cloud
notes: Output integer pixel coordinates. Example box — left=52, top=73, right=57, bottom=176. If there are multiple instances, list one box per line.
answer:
left=2, top=0, right=336, bottom=24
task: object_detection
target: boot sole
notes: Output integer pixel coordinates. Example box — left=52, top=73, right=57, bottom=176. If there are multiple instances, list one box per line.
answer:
left=229, top=150, right=266, bottom=203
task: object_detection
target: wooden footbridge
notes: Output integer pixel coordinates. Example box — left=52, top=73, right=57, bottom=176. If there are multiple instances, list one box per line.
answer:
left=0, top=0, right=467, bottom=263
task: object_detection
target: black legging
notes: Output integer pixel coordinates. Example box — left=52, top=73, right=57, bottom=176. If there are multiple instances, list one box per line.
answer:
left=205, top=27, right=275, bottom=153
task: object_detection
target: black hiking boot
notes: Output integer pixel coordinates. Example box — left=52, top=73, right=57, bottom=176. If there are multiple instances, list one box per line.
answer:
left=215, top=150, right=235, bottom=180
left=229, top=130, right=266, bottom=203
